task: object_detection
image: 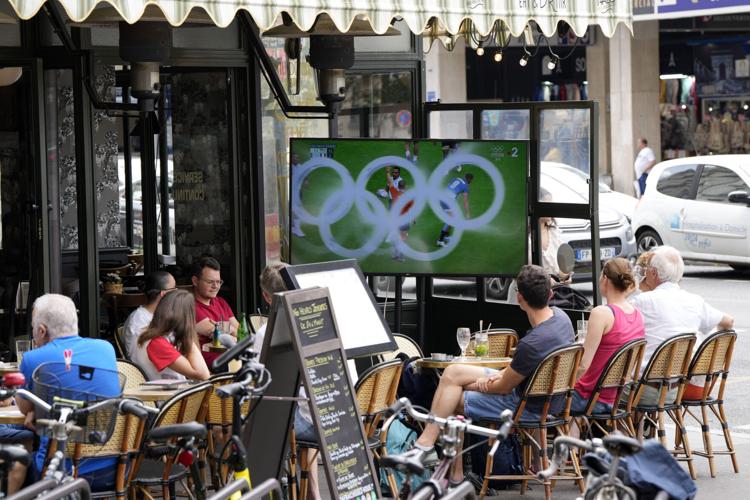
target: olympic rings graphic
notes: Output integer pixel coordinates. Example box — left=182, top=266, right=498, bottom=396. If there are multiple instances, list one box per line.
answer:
left=293, top=152, right=506, bottom=262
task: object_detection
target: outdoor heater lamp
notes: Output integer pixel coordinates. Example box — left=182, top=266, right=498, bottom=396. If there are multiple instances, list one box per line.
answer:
left=264, top=15, right=400, bottom=114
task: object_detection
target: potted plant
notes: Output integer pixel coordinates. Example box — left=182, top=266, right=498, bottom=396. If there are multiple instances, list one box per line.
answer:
left=102, top=273, right=123, bottom=294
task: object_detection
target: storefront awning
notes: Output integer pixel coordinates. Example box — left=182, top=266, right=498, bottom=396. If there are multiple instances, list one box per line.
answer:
left=7, top=0, right=631, bottom=38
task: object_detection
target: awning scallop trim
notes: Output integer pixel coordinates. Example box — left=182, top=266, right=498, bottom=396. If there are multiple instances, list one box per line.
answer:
left=7, top=0, right=631, bottom=38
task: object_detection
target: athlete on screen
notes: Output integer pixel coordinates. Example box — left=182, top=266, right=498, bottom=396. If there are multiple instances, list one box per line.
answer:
left=384, top=166, right=415, bottom=262
left=436, top=173, right=474, bottom=247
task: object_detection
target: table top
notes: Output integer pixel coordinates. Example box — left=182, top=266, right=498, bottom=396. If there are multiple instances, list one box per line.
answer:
left=416, top=357, right=512, bottom=369
left=0, top=406, right=24, bottom=424
left=123, top=386, right=183, bottom=402
left=0, top=363, right=19, bottom=375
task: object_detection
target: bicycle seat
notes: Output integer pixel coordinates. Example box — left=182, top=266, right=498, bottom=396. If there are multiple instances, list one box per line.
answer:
left=0, top=445, right=31, bottom=466
left=379, top=449, right=426, bottom=476
left=602, top=433, right=641, bottom=457
left=148, top=422, right=207, bottom=441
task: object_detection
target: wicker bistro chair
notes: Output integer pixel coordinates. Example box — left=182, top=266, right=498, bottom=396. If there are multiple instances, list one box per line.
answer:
left=470, top=329, right=518, bottom=358
left=478, top=344, right=584, bottom=500
left=128, top=382, right=212, bottom=500
left=380, top=333, right=424, bottom=362
left=205, top=374, right=252, bottom=488
left=296, top=359, right=403, bottom=500
left=681, top=330, right=738, bottom=477
left=574, top=339, right=647, bottom=439
left=631, top=333, right=697, bottom=479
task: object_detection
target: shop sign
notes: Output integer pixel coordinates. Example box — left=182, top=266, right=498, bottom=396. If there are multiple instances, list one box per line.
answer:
left=635, top=0, right=750, bottom=20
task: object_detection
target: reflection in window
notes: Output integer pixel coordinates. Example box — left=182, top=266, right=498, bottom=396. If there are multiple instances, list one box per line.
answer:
left=696, top=165, right=747, bottom=203
left=656, top=164, right=698, bottom=199
left=481, top=110, right=530, bottom=140
left=539, top=109, right=590, bottom=176
left=429, top=110, right=472, bottom=139
left=431, top=277, right=477, bottom=301
left=338, top=72, right=413, bottom=139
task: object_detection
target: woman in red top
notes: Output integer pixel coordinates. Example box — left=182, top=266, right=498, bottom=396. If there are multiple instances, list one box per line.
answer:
left=134, top=290, right=210, bottom=381
left=572, top=258, right=645, bottom=415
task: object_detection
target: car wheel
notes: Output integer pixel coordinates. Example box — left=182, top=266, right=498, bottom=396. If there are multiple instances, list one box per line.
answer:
left=485, top=277, right=512, bottom=300
left=637, top=230, right=662, bottom=254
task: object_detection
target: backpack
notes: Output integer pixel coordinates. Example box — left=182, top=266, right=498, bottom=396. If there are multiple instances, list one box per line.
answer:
left=469, top=433, right=524, bottom=490
left=380, top=417, right=431, bottom=496
left=396, top=355, right=438, bottom=410
left=549, top=284, right=592, bottom=310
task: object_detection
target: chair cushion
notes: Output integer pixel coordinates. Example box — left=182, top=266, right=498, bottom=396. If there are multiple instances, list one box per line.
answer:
left=516, top=416, right=566, bottom=429
left=131, top=459, right=189, bottom=485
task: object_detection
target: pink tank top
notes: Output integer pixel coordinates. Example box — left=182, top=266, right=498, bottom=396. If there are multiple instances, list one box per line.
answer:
left=575, top=304, right=645, bottom=404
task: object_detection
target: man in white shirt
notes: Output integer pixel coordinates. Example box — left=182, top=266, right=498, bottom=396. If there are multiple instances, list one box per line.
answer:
left=633, top=137, right=657, bottom=198
left=630, top=246, right=733, bottom=405
left=123, top=271, right=176, bottom=359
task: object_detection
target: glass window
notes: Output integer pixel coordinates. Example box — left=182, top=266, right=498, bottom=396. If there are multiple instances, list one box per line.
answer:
left=429, top=111, right=472, bottom=139
left=262, top=37, right=325, bottom=108
left=481, top=110, right=530, bottom=140
left=431, top=277, right=477, bottom=301
left=338, top=72, right=414, bottom=139
left=656, top=164, right=698, bottom=199
left=538, top=108, right=590, bottom=202
left=696, top=165, right=748, bottom=203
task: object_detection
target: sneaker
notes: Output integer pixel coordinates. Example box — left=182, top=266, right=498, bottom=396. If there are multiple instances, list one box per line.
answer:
left=444, top=236, right=451, bottom=243
left=436, top=240, right=446, bottom=247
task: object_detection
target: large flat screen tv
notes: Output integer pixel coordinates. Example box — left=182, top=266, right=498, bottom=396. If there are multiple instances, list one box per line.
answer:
left=289, top=138, right=528, bottom=276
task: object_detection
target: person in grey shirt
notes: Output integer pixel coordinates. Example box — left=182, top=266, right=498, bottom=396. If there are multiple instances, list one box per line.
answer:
left=123, top=271, right=175, bottom=359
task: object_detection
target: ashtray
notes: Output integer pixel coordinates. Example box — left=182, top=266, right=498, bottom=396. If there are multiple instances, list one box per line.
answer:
left=431, top=353, right=448, bottom=361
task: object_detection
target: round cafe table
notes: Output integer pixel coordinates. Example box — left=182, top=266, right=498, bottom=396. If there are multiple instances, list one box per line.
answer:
left=123, top=386, right=183, bottom=402
left=0, top=406, right=24, bottom=424
left=416, top=357, right=512, bottom=370
left=0, top=363, right=19, bottom=376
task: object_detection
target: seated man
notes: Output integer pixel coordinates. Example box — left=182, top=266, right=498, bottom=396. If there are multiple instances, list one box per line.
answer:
left=412, top=265, right=574, bottom=480
left=192, top=257, right=238, bottom=365
left=0, top=396, right=33, bottom=494
left=629, top=245, right=733, bottom=405
left=122, top=271, right=175, bottom=359
left=18, top=294, right=120, bottom=490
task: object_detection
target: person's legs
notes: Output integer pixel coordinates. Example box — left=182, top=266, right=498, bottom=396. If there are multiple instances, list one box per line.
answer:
left=0, top=424, right=33, bottom=493
left=294, top=410, right=321, bottom=500
left=414, top=365, right=494, bottom=449
left=638, top=173, right=648, bottom=197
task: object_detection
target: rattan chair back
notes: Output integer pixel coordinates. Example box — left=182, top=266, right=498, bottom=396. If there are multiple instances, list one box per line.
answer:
left=206, top=374, right=251, bottom=426
left=115, top=326, right=127, bottom=359
left=525, top=344, right=584, bottom=397
left=248, top=314, right=267, bottom=334
left=152, top=382, right=212, bottom=429
left=354, top=359, right=403, bottom=435
left=483, top=329, right=518, bottom=358
left=584, top=339, right=646, bottom=416
left=117, top=359, right=147, bottom=391
left=380, top=333, right=423, bottom=362
left=641, top=333, right=696, bottom=384
left=688, top=330, right=736, bottom=379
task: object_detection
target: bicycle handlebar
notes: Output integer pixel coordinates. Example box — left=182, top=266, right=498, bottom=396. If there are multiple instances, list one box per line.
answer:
left=15, top=389, right=52, bottom=412
left=120, top=398, right=159, bottom=419
left=217, top=362, right=272, bottom=399
left=212, top=333, right=257, bottom=371
left=388, top=397, right=513, bottom=440
left=537, top=436, right=598, bottom=480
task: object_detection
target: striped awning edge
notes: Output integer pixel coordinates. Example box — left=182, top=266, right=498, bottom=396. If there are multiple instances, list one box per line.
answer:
left=7, top=0, right=632, bottom=38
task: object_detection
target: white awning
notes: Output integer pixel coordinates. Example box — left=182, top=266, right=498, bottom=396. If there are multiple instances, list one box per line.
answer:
left=7, top=0, right=631, bottom=38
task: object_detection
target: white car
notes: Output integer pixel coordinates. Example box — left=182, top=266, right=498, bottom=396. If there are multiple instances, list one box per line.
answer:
left=632, top=155, right=750, bottom=270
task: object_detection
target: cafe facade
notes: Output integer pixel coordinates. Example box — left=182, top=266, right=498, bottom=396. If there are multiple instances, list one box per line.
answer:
left=0, top=0, right=631, bottom=354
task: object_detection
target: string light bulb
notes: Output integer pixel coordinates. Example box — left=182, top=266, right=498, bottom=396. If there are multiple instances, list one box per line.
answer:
left=494, top=51, right=503, bottom=63
left=476, top=46, right=485, bottom=56
left=519, top=54, right=529, bottom=67
left=547, top=56, right=558, bottom=71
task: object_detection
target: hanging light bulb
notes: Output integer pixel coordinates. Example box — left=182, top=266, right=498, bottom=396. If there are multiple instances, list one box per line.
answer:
left=547, top=56, right=558, bottom=71
left=494, top=51, right=503, bottom=63
left=476, top=46, right=485, bottom=56
left=519, top=54, right=529, bottom=67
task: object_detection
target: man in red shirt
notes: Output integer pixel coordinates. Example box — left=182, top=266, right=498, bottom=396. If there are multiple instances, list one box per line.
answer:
left=192, top=257, right=238, bottom=360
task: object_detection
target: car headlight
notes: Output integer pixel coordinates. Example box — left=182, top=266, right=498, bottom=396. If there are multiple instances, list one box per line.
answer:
left=626, top=225, right=634, bottom=240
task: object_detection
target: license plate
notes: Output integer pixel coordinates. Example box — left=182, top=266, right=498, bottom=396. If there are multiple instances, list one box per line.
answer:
left=575, top=247, right=617, bottom=262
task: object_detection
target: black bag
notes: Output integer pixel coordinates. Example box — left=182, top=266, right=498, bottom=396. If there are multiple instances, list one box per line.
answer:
left=549, top=284, right=591, bottom=310
left=396, top=355, right=438, bottom=410
left=469, top=433, right=524, bottom=490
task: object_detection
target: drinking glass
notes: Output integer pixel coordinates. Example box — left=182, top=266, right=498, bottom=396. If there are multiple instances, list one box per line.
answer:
left=15, top=340, right=31, bottom=365
left=456, top=328, right=471, bottom=359
left=576, top=320, right=588, bottom=342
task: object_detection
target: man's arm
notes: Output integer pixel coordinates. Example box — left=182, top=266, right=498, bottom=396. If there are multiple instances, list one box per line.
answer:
left=467, top=366, right=525, bottom=395
left=718, top=314, right=734, bottom=331
left=17, top=396, right=32, bottom=415
left=195, top=319, right=215, bottom=337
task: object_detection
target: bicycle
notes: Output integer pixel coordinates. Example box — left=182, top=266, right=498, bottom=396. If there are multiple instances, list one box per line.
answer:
left=0, top=370, right=155, bottom=499
left=538, top=433, right=670, bottom=500
left=379, top=397, right=514, bottom=500
left=146, top=333, right=272, bottom=500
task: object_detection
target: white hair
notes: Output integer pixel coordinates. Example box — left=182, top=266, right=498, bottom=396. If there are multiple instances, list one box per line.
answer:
left=32, top=294, right=79, bottom=339
left=650, top=246, right=684, bottom=284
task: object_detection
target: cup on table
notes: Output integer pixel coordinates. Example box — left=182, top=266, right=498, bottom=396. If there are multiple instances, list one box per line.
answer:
left=15, top=340, right=31, bottom=365
left=576, top=320, right=588, bottom=342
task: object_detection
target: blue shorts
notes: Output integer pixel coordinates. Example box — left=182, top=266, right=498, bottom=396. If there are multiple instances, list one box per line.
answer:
left=463, top=369, right=539, bottom=422
left=294, top=409, right=318, bottom=444
left=570, top=390, right=613, bottom=416
left=0, top=423, right=33, bottom=443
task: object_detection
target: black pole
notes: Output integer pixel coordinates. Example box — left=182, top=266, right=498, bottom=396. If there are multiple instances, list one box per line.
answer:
left=140, top=112, right=159, bottom=274
left=158, top=100, right=170, bottom=256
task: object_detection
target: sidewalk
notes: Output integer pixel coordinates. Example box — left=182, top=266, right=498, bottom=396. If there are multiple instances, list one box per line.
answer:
left=485, top=426, right=750, bottom=499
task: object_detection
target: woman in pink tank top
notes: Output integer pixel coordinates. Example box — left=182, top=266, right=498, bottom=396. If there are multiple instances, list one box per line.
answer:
left=572, top=258, right=645, bottom=415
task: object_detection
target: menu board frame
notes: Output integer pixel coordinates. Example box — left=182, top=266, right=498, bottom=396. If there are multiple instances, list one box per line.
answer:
left=244, top=286, right=381, bottom=500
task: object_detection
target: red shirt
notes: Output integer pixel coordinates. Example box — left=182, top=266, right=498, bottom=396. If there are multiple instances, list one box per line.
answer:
left=195, top=296, right=235, bottom=345
left=146, top=337, right=181, bottom=372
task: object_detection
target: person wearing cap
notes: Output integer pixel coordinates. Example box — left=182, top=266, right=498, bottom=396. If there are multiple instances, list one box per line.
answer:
left=122, top=271, right=176, bottom=359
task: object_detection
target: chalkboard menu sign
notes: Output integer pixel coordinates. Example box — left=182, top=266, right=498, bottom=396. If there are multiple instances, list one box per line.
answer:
left=246, top=287, right=380, bottom=500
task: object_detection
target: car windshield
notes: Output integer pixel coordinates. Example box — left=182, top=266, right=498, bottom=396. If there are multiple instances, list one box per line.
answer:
left=540, top=173, right=586, bottom=204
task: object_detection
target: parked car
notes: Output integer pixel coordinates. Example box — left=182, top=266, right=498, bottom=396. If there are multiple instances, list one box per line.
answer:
left=632, top=155, right=750, bottom=270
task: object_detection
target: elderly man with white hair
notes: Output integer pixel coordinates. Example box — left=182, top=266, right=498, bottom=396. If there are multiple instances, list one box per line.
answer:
left=630, top=246, right=734, bottom=405
left=17, top=293, right=119, bottom=490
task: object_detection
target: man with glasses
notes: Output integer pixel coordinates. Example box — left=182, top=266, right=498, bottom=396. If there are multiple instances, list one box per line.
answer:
left=193, top=257, right=238, bottom=358
left=122, top=271, right=175, bottom=359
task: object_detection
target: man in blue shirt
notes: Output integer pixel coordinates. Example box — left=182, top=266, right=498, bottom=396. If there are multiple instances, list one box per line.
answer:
left=436, top=173, right=474, bottom=247
left=18, top=294, right=120, bottom=489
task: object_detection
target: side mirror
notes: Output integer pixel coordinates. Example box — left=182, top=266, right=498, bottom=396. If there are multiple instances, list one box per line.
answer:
left=557, top=243, right=576, bottom=275
left=727, top=190, right=750, bottom=206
